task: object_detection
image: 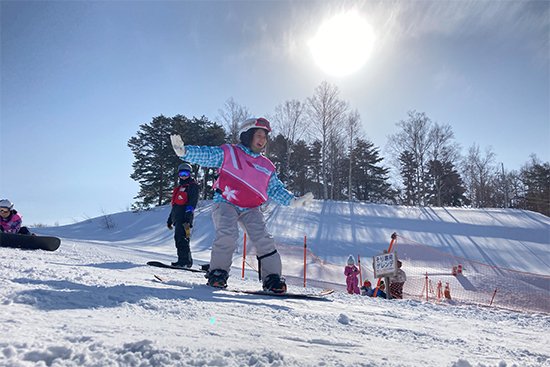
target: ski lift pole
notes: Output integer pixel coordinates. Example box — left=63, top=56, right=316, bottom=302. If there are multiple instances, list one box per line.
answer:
left=425, top=272, right=429, bottom=301
left=375, top=233, right=398, bottom=289
left=241, top=232, right=247, bottom=279
left=489, top=288, right=498, bottom=306
left=303, top=235, right=307, bottom=287
left=357, top=254, right=363, bottom=285
left=388, top=232, right=397, bottom=253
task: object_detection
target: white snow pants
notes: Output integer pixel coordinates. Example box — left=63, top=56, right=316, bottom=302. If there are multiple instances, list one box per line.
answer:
left=210, top=202, right=282, bottom=279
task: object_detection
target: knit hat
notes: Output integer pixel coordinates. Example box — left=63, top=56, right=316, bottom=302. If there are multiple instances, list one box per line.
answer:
left=347, top=255, right=355, bottom=265
left=364, top=280, right=371, bottom=287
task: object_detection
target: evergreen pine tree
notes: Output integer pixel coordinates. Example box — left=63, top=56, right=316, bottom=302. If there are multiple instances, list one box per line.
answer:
left=128, top=115, right=177, bottom=209
left=351, top=139, right=395, bottom=203
left=128, top=115, right=225, bottom=209
left=288, top=140, right=316, bottom=195
left=427, top=159, right=469, bottom=206
left=267, top=134, right=290, bottom=184
left=518, top=157, right=550, bottom=216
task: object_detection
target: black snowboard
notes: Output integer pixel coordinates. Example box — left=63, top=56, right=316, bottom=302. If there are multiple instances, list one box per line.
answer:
left=152, top=273, right=334, bottom=301
left=0, top=232, right=61, bottom=251
left=147, top=261, right=207, bottom=273
left=223, top=288, right=334, bottom=300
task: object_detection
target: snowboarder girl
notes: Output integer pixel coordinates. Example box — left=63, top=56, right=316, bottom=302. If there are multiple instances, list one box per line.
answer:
left=0, top=199, right=31, bottom=235
left=170, top=117, right=314, bottom=293
left=344, top=255, right=360, bottom=294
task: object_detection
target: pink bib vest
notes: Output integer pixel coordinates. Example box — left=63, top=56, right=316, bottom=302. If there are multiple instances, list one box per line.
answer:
left=214, top=144, right=275, bottom=208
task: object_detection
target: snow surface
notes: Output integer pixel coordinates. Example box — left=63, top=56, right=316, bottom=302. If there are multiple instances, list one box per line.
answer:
left=1, top=201, right=549, bottom=367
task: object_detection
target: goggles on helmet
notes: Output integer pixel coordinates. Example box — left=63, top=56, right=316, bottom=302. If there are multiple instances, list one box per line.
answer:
left=178, top=170, right=191, bottom=177
left=253, top=118, right=271, bottom=132
left=239, top=117, right=272, bottom=135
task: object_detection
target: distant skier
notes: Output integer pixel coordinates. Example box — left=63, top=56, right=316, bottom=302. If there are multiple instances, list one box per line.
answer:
left=389, top=260, right=407, bottom=299
left=373, top=281, right=387, bottom=298
left=166, top=162, right=200, bottom=268
left=444, top=282, right=452, bottom=300
left=344, top=255, right=360, bottom=294
left=0, top=199, right=31, bottom=235
left=170, top=117, right=314, bottom=293
left=360, top=280, right=373, bottom=296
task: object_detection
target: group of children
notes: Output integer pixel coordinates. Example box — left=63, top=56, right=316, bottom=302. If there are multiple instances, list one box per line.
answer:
left=4, top=117, right=407, bottom=299
left=344, top=254, right=407, bottom=299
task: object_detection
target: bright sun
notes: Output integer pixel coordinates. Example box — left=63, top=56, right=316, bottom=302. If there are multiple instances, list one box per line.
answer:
left=309, top=11, right=375, bottom=77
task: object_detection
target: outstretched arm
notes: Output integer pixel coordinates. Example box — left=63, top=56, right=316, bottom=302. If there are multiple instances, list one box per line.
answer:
left=170, top=134, right=224, bottom=167
left=267, top=173, right=314, bottom=207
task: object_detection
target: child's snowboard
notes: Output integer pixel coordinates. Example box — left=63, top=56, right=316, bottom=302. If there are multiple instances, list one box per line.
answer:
left=0, top=232, right=61, bottom=251
left=147, top=261, right=207, bottom=273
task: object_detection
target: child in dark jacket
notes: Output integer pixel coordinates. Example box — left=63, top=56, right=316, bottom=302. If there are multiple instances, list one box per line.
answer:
left=166, top=163, right=200, bottom=268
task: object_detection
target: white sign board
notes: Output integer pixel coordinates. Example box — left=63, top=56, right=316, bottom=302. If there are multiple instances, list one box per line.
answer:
left=373, top=252, right=397, bottom=278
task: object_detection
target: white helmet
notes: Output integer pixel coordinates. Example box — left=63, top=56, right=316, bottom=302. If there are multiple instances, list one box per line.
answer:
left=238, top=117, right=272, bottom=135
left=0, top=199, right=14, bottom=209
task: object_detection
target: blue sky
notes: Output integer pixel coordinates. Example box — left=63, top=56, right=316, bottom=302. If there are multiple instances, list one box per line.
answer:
left=1, top=0, right=549, bottom=225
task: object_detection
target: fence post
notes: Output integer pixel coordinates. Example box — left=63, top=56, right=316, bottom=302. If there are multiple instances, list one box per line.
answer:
left=489, top=288, right=498, bottom=306
left=425, top=272, right=429, bottom=301
left=358, top=254, right=363, bottom=286
left=241, top=232, right=247, bottom=279
left=303, top=235, right=307, bottom=288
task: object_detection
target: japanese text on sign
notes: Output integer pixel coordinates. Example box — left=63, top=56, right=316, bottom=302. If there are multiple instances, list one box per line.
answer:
left=373, top=252, right=397, bottom=278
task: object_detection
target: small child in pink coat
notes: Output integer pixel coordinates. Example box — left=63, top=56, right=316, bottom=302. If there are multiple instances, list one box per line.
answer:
left=344, top=255, right=360, bottom=294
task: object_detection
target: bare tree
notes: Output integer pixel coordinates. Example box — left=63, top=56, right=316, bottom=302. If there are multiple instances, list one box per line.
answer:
left=461, top=143, right=497, bottom=207
left=346, top=110, right=362, bottom=200
left=270, top=99, right=307, bottom=178
left=429, top=123, right=460, bottom=164
left=387, top=111, right=433, bottom=205
left=328, top=132, right=347, bottom=199
left=307, top=81, right=349, bottom=199
left=427, top=123, right=462, bottom=206
left=217, top=97, right=250, bottom=143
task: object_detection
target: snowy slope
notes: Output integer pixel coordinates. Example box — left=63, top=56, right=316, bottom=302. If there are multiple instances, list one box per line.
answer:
left=1, top=201, right=549, bottom=366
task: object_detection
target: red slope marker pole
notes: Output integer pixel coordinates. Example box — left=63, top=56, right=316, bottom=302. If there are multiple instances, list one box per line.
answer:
left=241, top=232, right=247, bottom=279
left=358, top=254, right=363, bottom=286
left=303, top=235, right=307, bottom=287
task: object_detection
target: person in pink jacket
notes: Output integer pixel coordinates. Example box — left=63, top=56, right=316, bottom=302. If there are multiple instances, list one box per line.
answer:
left=0, top=199, right=31, bottom=235
left=344, top=255, right=360, bottom=294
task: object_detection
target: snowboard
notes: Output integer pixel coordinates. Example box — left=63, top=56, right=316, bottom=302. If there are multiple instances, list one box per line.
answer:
left=147, top=261, right=207, bottom=273
left=223, top=288, right=334, bottom=300
left=0, top=232, right=61, bottom=251
left=152, top=273, right=333, bottom=301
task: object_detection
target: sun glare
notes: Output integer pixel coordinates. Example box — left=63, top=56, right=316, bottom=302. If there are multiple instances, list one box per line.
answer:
left=309, top=11, right=375, bottom=77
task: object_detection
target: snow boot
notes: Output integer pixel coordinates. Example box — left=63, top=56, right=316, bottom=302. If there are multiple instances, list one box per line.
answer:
left=207, top=269, right=229, bottom=288
left=262, top=274, right=287, bottom=294
left=171, top=261, right=192, bottom=268
left=172, top=247, right=193, bottom=268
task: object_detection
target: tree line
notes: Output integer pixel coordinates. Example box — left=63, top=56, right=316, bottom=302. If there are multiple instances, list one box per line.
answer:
left=128, top=82, right=549, bottom=217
